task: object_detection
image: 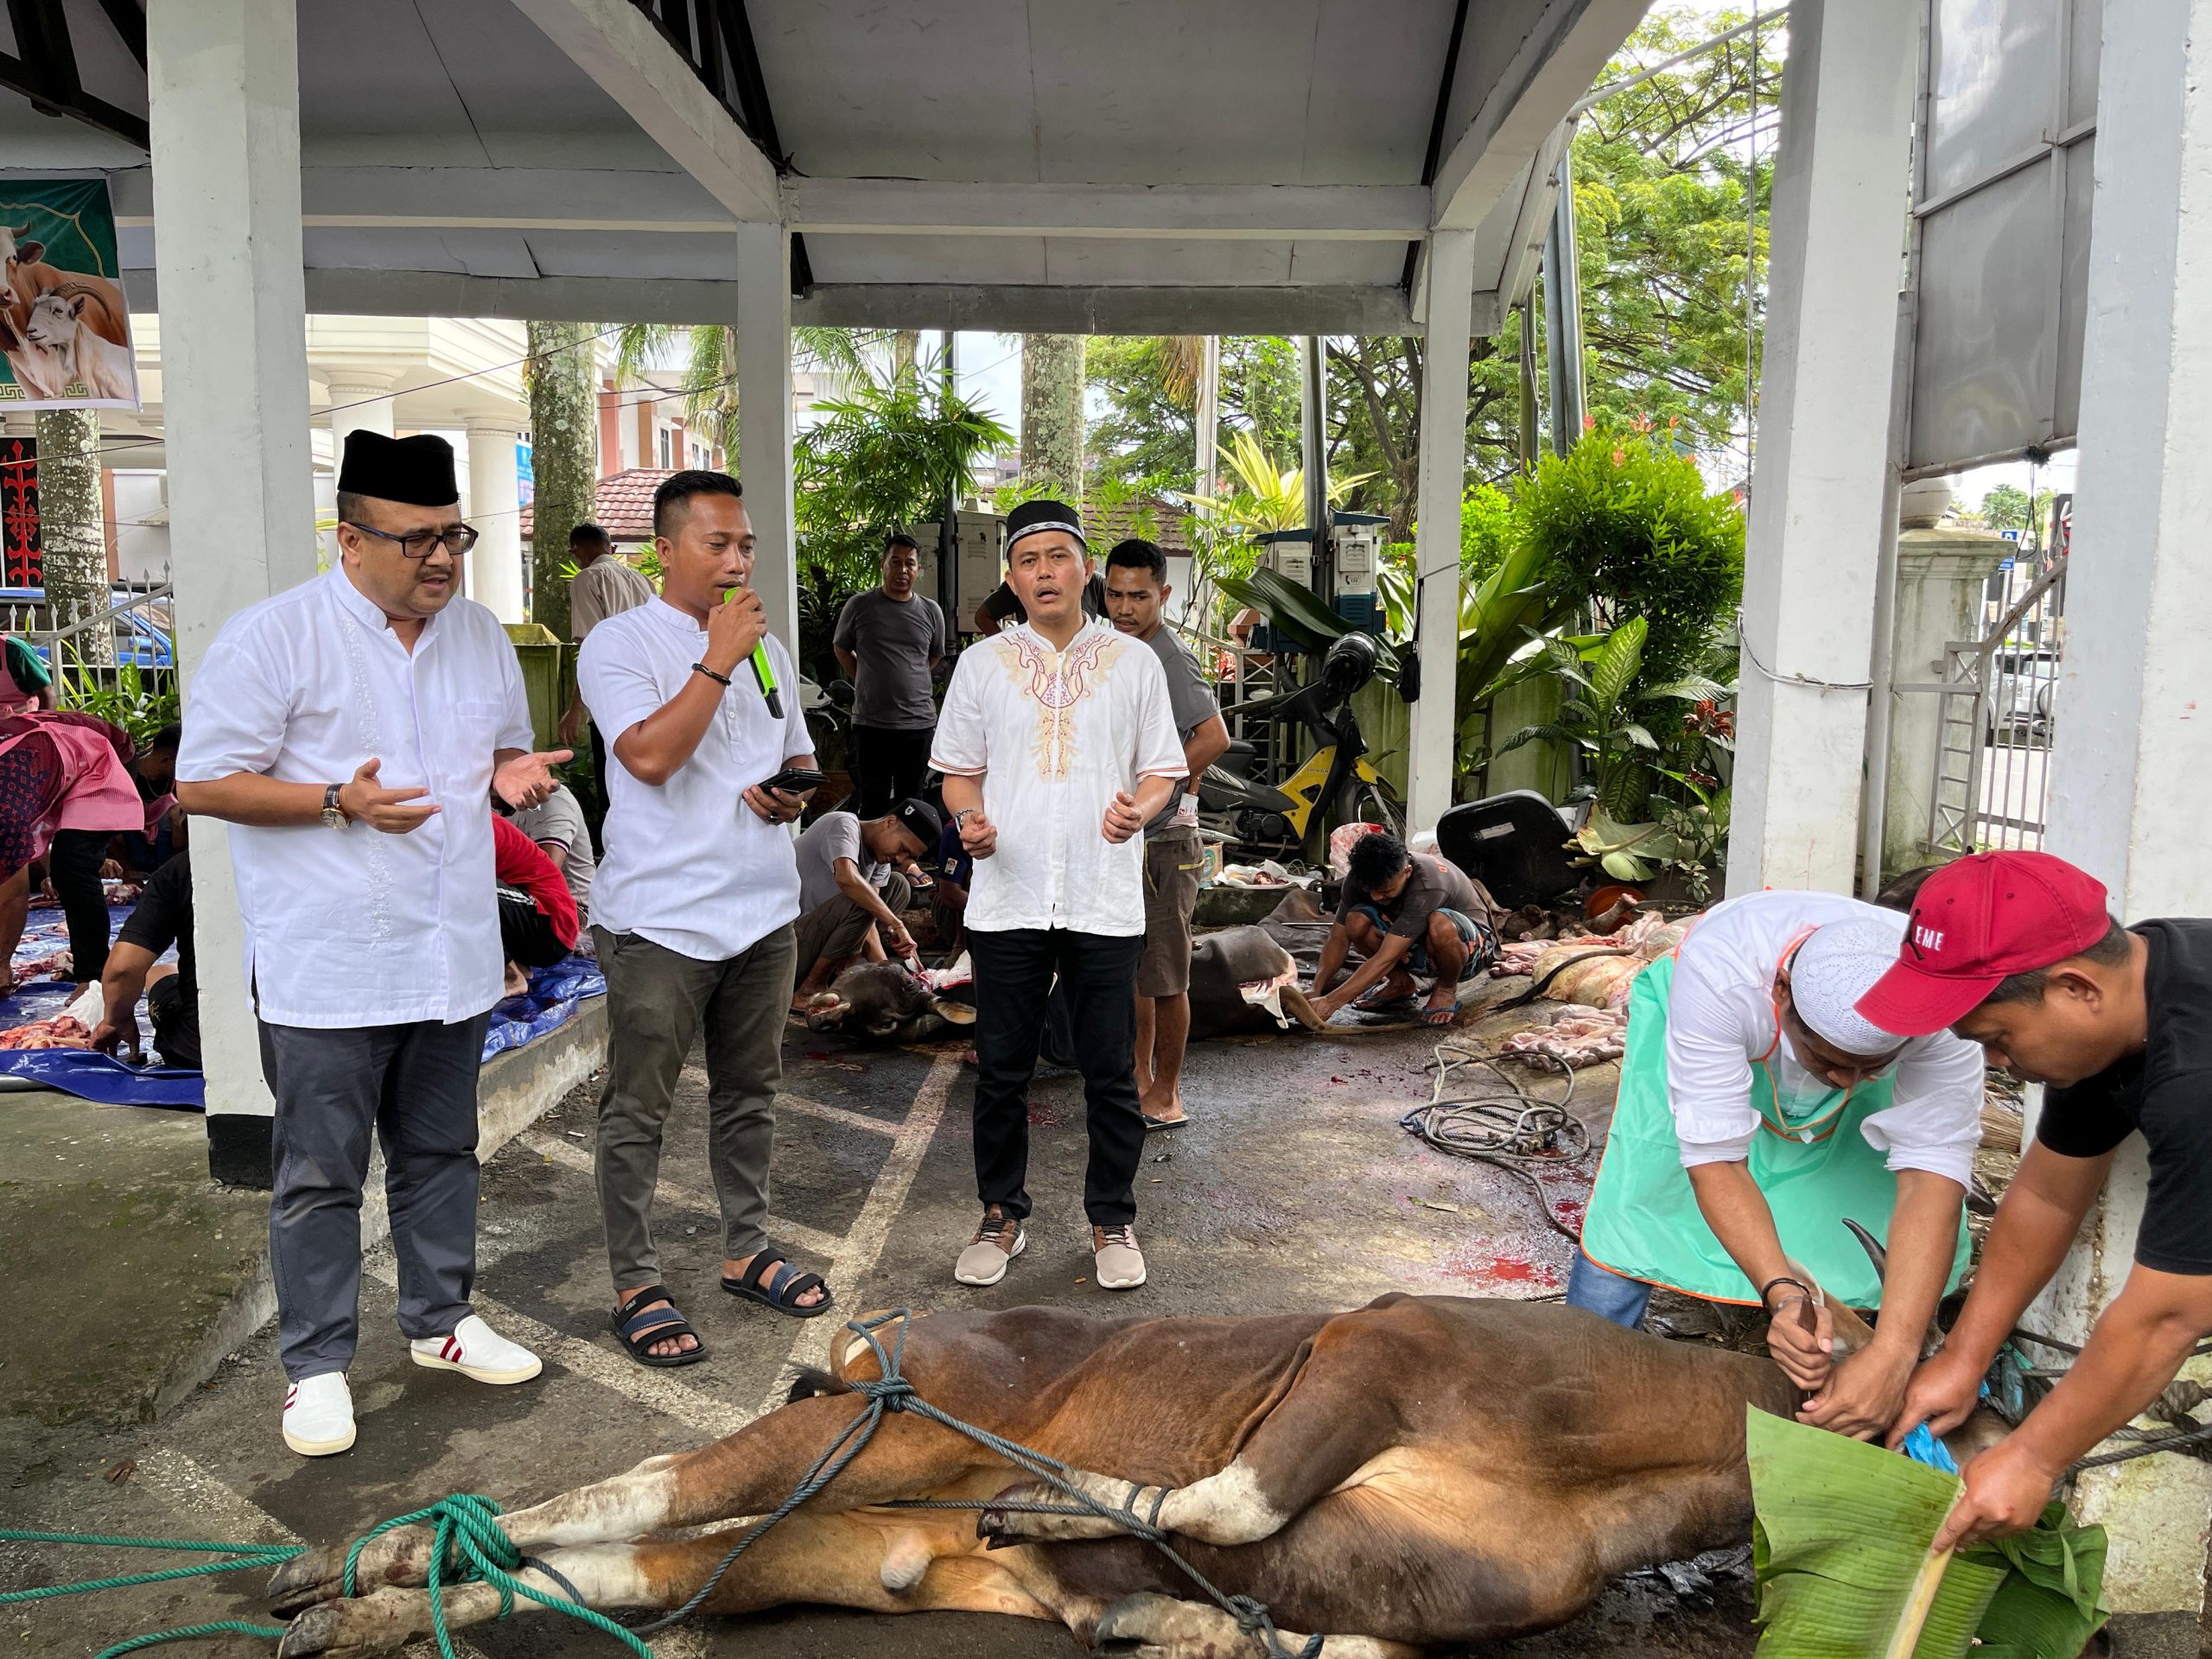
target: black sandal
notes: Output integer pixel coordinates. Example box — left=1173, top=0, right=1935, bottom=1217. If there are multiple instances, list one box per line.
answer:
left=721, top=1250, right=834, bottom=1320
left=612, top=1284, right=708, bottom=1368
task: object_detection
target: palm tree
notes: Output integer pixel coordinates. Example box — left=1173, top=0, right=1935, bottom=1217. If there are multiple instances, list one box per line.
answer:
left=34, top=409, right=111, bottom=668
left=1020, top=334, right=1086, bottom=505
left=608, top=324, right=881, bottom=456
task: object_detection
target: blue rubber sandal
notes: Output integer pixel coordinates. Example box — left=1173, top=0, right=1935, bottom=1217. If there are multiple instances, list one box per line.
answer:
left=612, top=1284, right=708, bottom=1368
left=721, top=1250, right=835, bottom=1320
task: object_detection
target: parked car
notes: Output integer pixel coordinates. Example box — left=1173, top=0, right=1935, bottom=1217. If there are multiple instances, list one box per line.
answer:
left=1987, top=647, right=2057, bottom=743
left=0, top=587, right=175, bottom=670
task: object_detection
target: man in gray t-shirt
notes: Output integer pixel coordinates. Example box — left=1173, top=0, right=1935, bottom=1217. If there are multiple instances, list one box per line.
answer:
left=835, top=534, right=947, bottom=817
left=1103, top=540, right=1230, bottom=1128
left=790, top=798, right=942, bottom=1007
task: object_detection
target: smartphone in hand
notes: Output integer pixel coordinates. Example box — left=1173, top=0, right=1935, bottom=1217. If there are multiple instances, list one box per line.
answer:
left=760, top=766, right=825, bottom=796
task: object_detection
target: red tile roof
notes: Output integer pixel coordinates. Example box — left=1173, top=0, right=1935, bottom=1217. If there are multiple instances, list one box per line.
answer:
left=518, top=468, right=672, bottom=545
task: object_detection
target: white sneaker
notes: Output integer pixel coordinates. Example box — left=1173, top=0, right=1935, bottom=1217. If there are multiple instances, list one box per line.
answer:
left=283, top=1372, right=357, bottom=1458
left=409, top=1313, right=543, bottom=1385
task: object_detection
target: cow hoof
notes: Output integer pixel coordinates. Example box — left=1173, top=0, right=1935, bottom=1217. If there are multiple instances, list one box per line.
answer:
left=1092, top=1592, right=1198, bottom=1655
left=276, top=1588, right=428, bottom=1658
left=981, top=1478, right=1147, bottom=1544
left=268, top=1526, right=435, bottom=1616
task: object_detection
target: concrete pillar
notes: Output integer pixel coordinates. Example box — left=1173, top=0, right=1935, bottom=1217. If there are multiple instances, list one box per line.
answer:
left=734, top=222, right=798, bottom=659
left=326, top=377, right=396, bottom=447
left=1407, top=229, right=1474, bottom=834
left=2030, top=0, right=2212, bottom=1632
left=1878, top=527, right=2009, bottom=878
left=1724, top=0, right=1916, bottom=896
left=148, top=0, right=315, bottom=1166
left=465, top=421, right=525, bottom=624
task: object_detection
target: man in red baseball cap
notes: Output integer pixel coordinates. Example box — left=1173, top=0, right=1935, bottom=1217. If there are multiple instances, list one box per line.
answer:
left=1866, top=849, right=2212, bottom=1552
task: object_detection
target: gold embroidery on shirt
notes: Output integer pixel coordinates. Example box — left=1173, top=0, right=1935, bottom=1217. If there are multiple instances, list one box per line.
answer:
left=1000, top=630, right=1116, bottom=781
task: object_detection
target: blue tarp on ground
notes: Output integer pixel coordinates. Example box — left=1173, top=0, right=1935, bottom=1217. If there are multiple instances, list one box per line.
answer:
left=0, top=899, right=604, bottom=1108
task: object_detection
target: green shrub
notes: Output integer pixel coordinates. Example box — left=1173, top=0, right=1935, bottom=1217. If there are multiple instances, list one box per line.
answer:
left=1518, top=427, right=1743, bottom=690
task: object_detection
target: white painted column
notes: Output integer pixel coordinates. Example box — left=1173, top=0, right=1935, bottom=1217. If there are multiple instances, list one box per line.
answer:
left=465, top=421, right=526, bottom=624
left=148, top=0, right=315, bottom=1154
left=2031, top=0, right=2212, bottom=1628
left=325, top=377, right=396, bottom=447
left=734, top=223, right=799, bottom=658
left=1723, top=0, right=1916, bottom=896
left=1408, top=230, right=1474, bottom=834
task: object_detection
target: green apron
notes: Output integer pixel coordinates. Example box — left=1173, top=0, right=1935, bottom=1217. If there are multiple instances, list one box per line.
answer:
left=1579, top=952, right=1970, bottom=1309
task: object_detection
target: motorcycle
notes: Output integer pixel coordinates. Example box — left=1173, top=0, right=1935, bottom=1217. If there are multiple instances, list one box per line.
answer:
left=1198, top=632, right=1406, bottom=860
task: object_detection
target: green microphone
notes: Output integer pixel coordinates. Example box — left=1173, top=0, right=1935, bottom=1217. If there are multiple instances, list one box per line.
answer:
left=726, top=587, right=783, bottom=718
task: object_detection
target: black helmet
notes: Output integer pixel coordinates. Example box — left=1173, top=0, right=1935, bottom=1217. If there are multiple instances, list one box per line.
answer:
left=1319, top=630, right=1380, bottom=703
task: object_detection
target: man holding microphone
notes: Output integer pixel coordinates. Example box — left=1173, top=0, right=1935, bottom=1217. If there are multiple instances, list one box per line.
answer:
left=579, top=470, right=831, bottom=1368
left=931, top=499, right=1186, bottom=1293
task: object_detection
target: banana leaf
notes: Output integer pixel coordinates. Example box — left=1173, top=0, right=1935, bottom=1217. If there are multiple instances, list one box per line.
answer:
left=1748, top=1409, right=2107, bottom=1659
left=1216, top=569, right=1401, bottom=676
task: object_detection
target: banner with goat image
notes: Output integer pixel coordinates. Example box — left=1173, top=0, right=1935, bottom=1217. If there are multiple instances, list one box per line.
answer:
left=0, top=178, right=139, bottom=411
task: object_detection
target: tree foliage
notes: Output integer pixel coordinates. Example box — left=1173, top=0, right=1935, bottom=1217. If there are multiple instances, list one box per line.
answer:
left=1517, top=426, right=1745, bottom=690
left=1084, top=4, right=1779, bottom=527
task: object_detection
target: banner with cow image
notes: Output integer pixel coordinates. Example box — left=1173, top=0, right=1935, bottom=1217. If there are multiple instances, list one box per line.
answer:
left=0, top=179, right=139, bottom=410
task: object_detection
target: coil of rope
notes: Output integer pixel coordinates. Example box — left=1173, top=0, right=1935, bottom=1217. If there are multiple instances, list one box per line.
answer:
left=2, top=1311, right=1322, bottom=1659
left=1400, top=1042, right=1592, bottom=1238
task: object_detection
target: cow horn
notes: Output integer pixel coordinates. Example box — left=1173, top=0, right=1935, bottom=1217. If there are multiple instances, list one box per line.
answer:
left=931, top=997, right=976, bottom=1026
left=808, top=992, right=844, bottom=1013
left=1842, top=1217, right=1887, bottom=1281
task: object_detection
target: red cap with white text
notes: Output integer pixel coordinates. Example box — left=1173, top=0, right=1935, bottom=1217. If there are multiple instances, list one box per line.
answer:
left=1855, top=851, right=2113, bottom=1037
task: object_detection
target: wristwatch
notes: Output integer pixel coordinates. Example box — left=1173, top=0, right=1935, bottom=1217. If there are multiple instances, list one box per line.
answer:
left=321, top=784, right=347, bottom=830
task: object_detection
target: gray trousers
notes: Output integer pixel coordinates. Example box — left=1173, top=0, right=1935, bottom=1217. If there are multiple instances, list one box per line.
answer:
left=593, top=922, right=796, bottom=1292
left=259, top=1014, right=491, bottom=1382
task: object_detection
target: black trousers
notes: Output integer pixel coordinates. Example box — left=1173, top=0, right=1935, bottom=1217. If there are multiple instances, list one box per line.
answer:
left=48, top=827, right=112, bottom=982
left=498, top=888, right=569, bottom=969
left=968, top=926, right=1146, bottom=1227
left=849, top=724, right=934, bottom=817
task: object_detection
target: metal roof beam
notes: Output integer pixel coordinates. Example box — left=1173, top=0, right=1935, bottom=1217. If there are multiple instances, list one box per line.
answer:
left=783, top=179, right=1432, bottom=240
left=1430, top=0, right=1644, bottom=232
left=507, top=0, right=779, bottom=223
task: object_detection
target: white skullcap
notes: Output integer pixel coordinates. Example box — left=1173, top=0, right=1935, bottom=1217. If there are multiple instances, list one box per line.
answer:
left=1789, top=917, right=1914, bottom=1058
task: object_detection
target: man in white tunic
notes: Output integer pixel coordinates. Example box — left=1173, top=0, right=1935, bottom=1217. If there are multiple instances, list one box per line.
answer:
left=177, top=432, right=568, bottom=1458
left=931, top=498, right=1186, bottom=1293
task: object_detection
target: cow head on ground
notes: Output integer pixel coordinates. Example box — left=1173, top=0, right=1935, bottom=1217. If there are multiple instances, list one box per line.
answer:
left=805, top=960, right=975, bottom=1043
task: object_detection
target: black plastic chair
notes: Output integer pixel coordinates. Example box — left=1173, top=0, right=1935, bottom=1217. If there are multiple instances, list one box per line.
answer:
left=1434, top=791, right=1579, bottom=911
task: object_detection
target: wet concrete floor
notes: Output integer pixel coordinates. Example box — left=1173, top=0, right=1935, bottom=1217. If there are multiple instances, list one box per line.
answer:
left=1, top=1012, right=1758, bottom=1657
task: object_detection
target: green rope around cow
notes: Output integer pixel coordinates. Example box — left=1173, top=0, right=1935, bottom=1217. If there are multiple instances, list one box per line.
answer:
left=0, top=1310, right=1321, bottom=1659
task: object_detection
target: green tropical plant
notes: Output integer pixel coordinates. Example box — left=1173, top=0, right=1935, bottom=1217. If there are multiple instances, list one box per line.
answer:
left=59, top=657, right=178, bottom=749
left=1518, top=424, right=1745, bottom=692
left=1746, top=1408, right=2106, bottom=1658
left=791, top=371, right=1012, bottom=676
left=1490, top=615, right=1726, bottom=817
left=1188, top=430, right=1374, bottom=538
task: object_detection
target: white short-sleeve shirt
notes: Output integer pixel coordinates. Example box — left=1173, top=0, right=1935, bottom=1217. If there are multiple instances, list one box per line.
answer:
left=578, top=598, right=808, bottom=961
left=175, top=568, right=534, bottom=1028
left=1662, top=889, right=1986, bottom=1183
left=930, top=619, right=1186, bottom=938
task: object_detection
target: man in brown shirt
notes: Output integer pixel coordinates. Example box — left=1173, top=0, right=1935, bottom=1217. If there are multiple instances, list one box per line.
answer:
left=1308, top=833, right=1497, bottom=1027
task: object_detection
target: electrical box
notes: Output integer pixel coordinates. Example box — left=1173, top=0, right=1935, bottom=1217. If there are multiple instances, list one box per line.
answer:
left=1250, top=531, right=1316, bottom=655
left=907, top=511, right=1006, bottom=626
left=1330, top=522, right=1383, bottom=631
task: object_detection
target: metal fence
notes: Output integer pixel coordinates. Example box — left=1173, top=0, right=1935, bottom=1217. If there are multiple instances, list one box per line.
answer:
left=5, top=582, right=179, bottom=719
left=1925, top=500, right=2069, bottom=854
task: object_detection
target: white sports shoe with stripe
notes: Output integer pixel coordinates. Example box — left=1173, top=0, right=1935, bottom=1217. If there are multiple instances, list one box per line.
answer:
left=282, top=1371, right=356, bottom=1458
left=409, top=1313, right=544, bottom=1385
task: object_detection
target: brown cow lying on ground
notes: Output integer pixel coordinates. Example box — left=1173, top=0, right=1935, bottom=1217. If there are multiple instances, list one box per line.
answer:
left=268, top=1294, right=1842, bottom=1658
